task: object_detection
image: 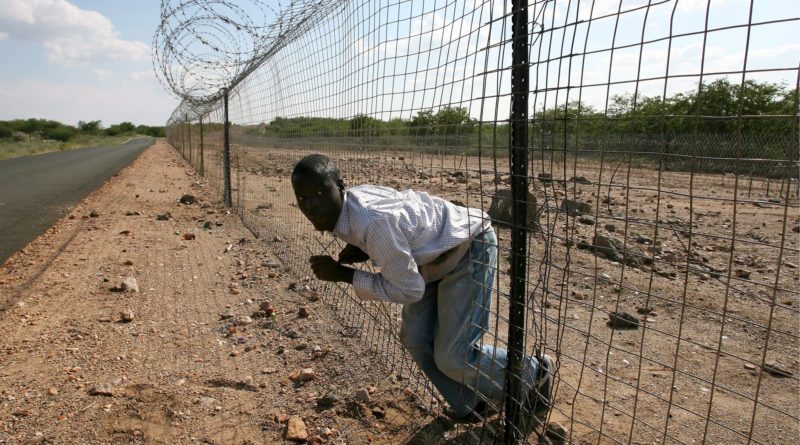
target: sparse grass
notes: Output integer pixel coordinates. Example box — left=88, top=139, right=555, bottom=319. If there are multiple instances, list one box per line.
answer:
left=0, top=134, right=148, bottom=161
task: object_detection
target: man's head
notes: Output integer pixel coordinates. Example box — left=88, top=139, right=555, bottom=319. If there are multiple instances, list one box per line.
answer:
left=291, top=154, right=345, bottom=232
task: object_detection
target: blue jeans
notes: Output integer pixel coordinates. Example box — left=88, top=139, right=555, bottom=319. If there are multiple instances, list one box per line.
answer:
left=399, top=227, right=539, bottom=417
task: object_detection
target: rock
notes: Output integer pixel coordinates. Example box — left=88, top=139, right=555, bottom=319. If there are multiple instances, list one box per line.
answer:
left=123, top=260, right=134, bottom=266
left=156, top=213, right=171, bottom=221
left=355, top=388, right=371, bottom=402
left=120, top=309, right=135, bottom=322
left=183, top=233, right=196, bottom=240
left=763, top=360, right=793, bottom=377
left=289, top=368, right=317, bottom=382
left=233, top=316, right=253, bottom=326
left=793, top=224, right=799, bottom=233
left=259, top=301, right=276, bottom=317
left=743, top=363, right=757, bottom=371
left=298, top=307, right=310, bottom=318
left=179, top=194, right=196, bottom=205
left=607, top=312, right=639, bottom=329
left=636, top=307, right=655, bottom=315
left=569, top=176, right=592, bottom=185
left=735, top=268, right=751, bottom=279
left=545, top=421, right=568, bottom=445
left=88, top=383, right=114, bottom=396
left=317, top=392, right=340, bottom=408
left=121, top=277, right=139, bottom=293
left=604, top=224, right=616, bottom=232
left=487, top=189, right=540, bottom=229
left=198, top=396, right=217, bottom=406
left=285, top=416, right=308, bottom=442
left=89, top=210, right=100, bottom=218
left=537, top=172, right=553, bottom=183
left=578, top=215, right=595, bottom=225
left=560, top=199, right=591, bottom=216
left=589, top=234, right=648, bottom=266
left=47, top=387, right=59, bottom=396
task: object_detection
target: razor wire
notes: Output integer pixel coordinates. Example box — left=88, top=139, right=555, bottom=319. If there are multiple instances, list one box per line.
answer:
left=154, top=0, right=343, bottom=105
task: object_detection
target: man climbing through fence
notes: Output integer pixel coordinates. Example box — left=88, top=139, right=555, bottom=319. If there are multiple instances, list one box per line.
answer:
left=290, top=153, right=554, bottom=438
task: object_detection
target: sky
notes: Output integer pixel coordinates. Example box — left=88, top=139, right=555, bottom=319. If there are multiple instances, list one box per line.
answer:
left=0, top=0, right=797, bottom=128
left=211, top=0, right=798, bottom=126
left=0, top=0, right=177, bottom=126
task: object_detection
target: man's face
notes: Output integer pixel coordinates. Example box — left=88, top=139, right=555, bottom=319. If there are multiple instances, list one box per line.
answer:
left=291, top=172, right=343, bottom=232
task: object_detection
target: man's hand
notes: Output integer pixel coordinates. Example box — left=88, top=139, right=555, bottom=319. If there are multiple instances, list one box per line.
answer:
left=338, top=244, right=369, bottom=264
left=310, top=255, right=355, bottom=283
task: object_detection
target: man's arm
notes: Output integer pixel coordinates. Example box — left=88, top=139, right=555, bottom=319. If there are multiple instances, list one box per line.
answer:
left=349, top=220, right=426, bottom=304
left=338, top=244, right=369, bottom=264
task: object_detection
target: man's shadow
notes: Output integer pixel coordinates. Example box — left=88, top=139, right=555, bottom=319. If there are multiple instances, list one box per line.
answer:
left=403, top=415, right=506, bottom=445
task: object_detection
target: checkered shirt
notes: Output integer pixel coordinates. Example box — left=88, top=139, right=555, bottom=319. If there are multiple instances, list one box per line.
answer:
left=332, top=184, right=491, bottom=304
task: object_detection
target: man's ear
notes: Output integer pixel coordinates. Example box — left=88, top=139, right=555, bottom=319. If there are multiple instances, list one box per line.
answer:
left=336, top=178, right=345, bottom=193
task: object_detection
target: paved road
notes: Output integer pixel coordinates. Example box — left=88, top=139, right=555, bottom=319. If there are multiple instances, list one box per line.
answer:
left=0, top=137, right=155, bottom=264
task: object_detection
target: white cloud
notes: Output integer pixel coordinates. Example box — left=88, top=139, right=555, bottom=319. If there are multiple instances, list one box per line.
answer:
left=129, top=70, right=156, bottom=82
left=91, top=67, right=111, bottom=81
left=0, top=31, right=8, bottom=40
left=0, top=0, right=149, bottom=65
left=751, top=43, right=800, bottom=60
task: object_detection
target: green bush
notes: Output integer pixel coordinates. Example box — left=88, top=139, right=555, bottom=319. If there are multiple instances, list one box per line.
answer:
left=0, top=124, right=11, bottom=139
left=136, top=125, right=166, bottom=137
left=105, top=122, right=136, bottom=136
left=43, top=126, right=76, bottom=142
left=78, top=120, right=102, bottom=134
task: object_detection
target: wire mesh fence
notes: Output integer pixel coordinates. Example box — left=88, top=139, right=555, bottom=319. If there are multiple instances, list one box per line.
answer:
left=162, top=0, right=799, bottom=443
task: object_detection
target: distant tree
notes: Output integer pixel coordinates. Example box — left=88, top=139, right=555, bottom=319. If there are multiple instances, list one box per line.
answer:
left=385, top=118, right=408, bottom=136
left=349, top=115, right=382, bottom=137
left=43, top=125, right=76, bottom=142
left=410, top=109, right=436, bottom=136
left=435, top=107, right=475, bottom=135
left=105, top=122, right=136, bottom=136
left=78, top=120, right=102, bottom=134
left=136, top=125, right=166, bottom=137
left=0, top=123, right=11, bottom=139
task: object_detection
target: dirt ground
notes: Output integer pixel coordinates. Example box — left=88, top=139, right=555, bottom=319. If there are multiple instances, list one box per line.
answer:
left=0, top=141, right=478, bottom=445
left=2, top=138, right=798, bottom=445
left=224, top=142, right=799, bottom=445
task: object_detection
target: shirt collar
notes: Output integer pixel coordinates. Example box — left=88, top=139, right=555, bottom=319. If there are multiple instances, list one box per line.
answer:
left=333, top=190, right=350, bottom=237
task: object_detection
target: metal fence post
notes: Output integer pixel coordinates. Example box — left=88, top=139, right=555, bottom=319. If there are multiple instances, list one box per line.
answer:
left=180, top=117, right=186, bottom=156
left=186, top=113, right=193, bottom=166
left=199, top=116, right=205, bottom=176
left=505, top=0, right=530, bottom=443
left=223, top=88, right=233, bottom=207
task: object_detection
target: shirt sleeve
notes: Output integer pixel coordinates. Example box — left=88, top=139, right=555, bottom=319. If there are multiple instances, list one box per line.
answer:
left=350, top=220, right=425, bottom=304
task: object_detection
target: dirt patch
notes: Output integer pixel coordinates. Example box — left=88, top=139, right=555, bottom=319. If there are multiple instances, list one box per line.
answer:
left=0, top=141, right=448, bottom=444
left=2, top=139, right=797, bottom=445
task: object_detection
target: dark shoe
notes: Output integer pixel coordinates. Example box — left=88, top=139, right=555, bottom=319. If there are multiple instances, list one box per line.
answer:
left=520, top=354, right=555, bottom=437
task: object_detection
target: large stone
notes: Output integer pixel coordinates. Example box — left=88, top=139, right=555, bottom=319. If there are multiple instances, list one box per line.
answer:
left=487, top=188, right=539, bottom=230
left=285, top=416, right=308, bottom=442
left=121, top=277, right=139, bottom=293
left=560, top=199, right=592, bottom=216
left=591, top=234, right=649, bottom=266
